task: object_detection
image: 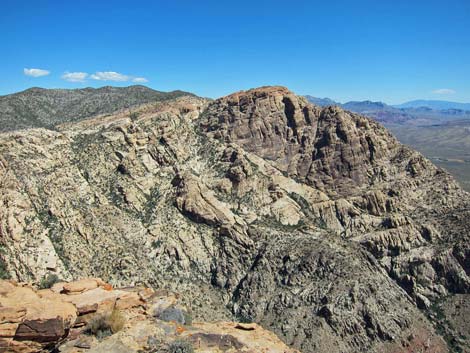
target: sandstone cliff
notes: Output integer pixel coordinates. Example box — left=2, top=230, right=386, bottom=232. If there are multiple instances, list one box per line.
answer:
left=1, top=87, right=469, bottom=352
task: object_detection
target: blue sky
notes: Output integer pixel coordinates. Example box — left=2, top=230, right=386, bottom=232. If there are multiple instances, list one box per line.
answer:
left=1, top=0, right=469, bottom=104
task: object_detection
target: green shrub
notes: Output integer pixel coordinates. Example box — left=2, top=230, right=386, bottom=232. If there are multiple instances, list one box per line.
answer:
left=151, top=239, right=162, bottom=248
left=168, top=339, right=194, bottom=353
left=38, top=274, right=60, bottom=289
left=0, top=248, right=11, bottom=280
left=0, top=260, right=10, bottom=280
left=129, top=111, right=140, bottom=121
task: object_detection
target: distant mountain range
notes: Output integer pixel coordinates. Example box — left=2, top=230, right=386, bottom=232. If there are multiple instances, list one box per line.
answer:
left=393, top=99, right=470, bottom=110
left=303, top=95, right=338, bottom=107
left=305, top=96, right=470, bottom=125
left=0, top=85, right=194, bottom=132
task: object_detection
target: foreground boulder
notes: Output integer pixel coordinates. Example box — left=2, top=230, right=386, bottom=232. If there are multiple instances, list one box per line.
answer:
left=0, top=280, right=76, bottom=352
left=0, top=279, right=296, bottom=353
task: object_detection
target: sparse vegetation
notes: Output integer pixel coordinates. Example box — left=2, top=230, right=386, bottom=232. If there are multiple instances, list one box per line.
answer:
left=87, top=309, right=126, bottom=339
left=428, top=299, right=465, bottom=353
left=168, top=339, right=194, bottom=353
left=183, top=311, right=193, bottom=326
left=38, top=274, right=60, bottom=289
left=0, top=86, right=194, bottom=132
left=0, top=246, right=10, bottom=280
left=143, top=186, right=162, bottom=224
left=129, top=111, right=140, bottom=121
left=236, top=313, right=254, bottom=324
left=155, top=306, right=192, bottom=325
left=389, top=122, right=470, bottom=192
left=151, top=239, right=163, bottom=248
left=0, top=259, right=10, bottom=280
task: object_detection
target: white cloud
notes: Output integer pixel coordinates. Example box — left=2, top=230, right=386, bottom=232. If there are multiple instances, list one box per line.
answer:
left=432, top=88, right=456, bottom=95
left=132, top=77, right=149, bottom=83
left=24, top=68, right=50, bottom=77
left=60, top=70, right=149, bottom=83
left=62, top=72, right=88, bottom=82
left=90, top=71, right=129, bottom=82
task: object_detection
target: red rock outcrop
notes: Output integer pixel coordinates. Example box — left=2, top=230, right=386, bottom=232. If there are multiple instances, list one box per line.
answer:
left=0, top=279, right=297, bottom=353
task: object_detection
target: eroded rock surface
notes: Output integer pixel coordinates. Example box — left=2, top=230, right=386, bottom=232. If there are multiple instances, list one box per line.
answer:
left=0, top=279, right=296, bottom=353
left=0, top=87, right=469, bottom=352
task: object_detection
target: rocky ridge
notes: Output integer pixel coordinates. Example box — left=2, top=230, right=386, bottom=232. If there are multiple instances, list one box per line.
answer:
left=0, top=86, right=469, bottom=352
left=0, top=85, right=193, bottom=132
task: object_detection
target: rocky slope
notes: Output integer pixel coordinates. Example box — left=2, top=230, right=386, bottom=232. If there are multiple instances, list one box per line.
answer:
left=1, top=86, right=469, bottom=352
left=0, top=85, right=193, bottom=132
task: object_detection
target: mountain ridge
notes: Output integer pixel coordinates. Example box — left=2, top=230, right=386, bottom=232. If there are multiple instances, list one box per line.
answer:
left=1, top=86, right=470, bottom=352
left=394, top=99, right=470, bottom=110
left=0, top=85, right=195, bottom=132
left=304, top=95, right=470, bottom=111
left=305, top=95, right=470, bottom=125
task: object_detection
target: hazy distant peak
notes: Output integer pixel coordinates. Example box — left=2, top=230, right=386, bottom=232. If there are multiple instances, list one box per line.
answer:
left=342, top=100, right=389, bottom=110
left=394, top=99, right=470, bottom=110
left=304, top=95, right=339, bottom=107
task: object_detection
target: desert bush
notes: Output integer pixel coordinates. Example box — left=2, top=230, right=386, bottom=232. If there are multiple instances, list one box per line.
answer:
left=168, top=339, right=194, bottom=353
left=38, top=274, right=60, bottom=289
left=88, top=309, right=126, bottom=339
left=129, top=111, right=140, bottom=121
left=0, top=247, right=11, bottom=280
left=0, top=260, right=10, bottom=280
left=108, top=308, right=126, bottom=332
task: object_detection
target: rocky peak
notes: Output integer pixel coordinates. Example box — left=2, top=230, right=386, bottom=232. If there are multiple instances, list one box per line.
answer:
left=0, top=86, right=469, bottom=352
left=201, top=86, right=406, bottom=196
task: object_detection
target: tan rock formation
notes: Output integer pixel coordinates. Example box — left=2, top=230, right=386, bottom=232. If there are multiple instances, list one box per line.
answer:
left=0, top=281, right=77, bottom=352
left=0, top=279, right=296, bottom=353
left=0, top=88, right=469, bottom=352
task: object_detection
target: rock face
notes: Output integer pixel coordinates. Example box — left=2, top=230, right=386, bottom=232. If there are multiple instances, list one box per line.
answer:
left=0, top=86, right=469, bottom=352
left=203, top=87, right=424, bottom=196
left=0, top=279, right=294, bottom=353
left=201, top=87, right=470, bottom=304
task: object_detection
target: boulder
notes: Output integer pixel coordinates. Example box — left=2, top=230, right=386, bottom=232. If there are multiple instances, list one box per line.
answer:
left=0, top=279, right=297, bottom=353
left=0, top=281, right=77, bottom=352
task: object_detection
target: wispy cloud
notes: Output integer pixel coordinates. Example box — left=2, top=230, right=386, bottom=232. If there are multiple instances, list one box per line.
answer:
left=24, top=68, right=50, bottom=77
left=55, top=70, right=149, bottom=84
left=432, top=88, right=456, bottom=95
left=62, top=72, right=88, bottom=82
left=90, top=71, right=129, bottom=82
left=132, top=77, right=149, bottom=83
